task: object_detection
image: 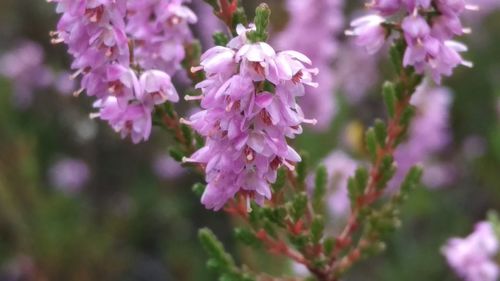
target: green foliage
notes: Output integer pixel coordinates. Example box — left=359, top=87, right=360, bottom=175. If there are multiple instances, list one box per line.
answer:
left=272, top=168, right=287, bottom=192
left=234, top=228, right=261, bottom=247
left=347, top=168, right=369, bottom=205
left=198, top=228, right=255, bottom=281
left=192, top=183, right=206, bottom=197
left=399, top=166, right=423, bottom=199
left=313, top=165, right=327, bottom=213
left=169, top=147, right=185, bottom=162
left=296, top=151, right=309, bottom=186
left=213, top=32, right=229, bottom=46
left=291, top=192, right=308, bottom=221
left=374, top=119, right=387, bottom=144
left=311, top=216, right=325, bottom=243
left=366, top=128, right=378, bottom=161
left=246, top=4, right=271, bottom=42
left=376, top=156, right=396, bottom=190
left=382, top=82, right=397, bottom=118
left=389, top=41, right=405, bottom=74
left=231, top=8, right=248, bottom=33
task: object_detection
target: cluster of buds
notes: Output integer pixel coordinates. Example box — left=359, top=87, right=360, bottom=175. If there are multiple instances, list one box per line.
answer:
left=347, top=0, right=474, bottom=83
left=183, top=5, right=318, bottom=210
left=49, top=0, right=196, bottom=143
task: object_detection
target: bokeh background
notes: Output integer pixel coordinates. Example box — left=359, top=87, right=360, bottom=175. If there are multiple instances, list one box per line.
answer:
left=0, top=0, right=499, bottom=280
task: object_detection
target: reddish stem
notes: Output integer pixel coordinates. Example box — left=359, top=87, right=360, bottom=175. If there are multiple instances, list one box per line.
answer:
left=216, top=0, right=238, bottom=29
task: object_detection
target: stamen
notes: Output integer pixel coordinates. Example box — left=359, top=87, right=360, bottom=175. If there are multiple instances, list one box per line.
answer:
left=302, top=118, right=318, bottom=125
left=462, top=27, right=472, bottom=34
left=344, top=30, right=355, bottom=36
left=70, top=68, right=84, bottom=80
left=191, top=66, right=203, bottom=73
left=73, top=88, right=84, bottom=97
left=465, top=4, right=479, bottom=11
left=461, top=60, right=474, bottom=68
left=179, top=118, right=192, bottom=125
left=246, top=196, right=252, bottom=212
left=184, top=95, right=203, bottom=101
left=283, top=160, right=295, bottom=171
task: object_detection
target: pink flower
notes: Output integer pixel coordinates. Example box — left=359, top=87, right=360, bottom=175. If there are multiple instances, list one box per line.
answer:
left=184, top=24, right=317, bottom=210
left=345, top=15, right=387, bottom=55
left=139, top=70, right=179, bottom=105
left=442, top=222, right=500, bottom=281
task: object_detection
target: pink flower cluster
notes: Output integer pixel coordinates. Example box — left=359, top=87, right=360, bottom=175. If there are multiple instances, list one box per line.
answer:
left=346, top=0, right=474, bottom=83
left=183, top=24, right=318, bottom=210
left=442, top=221, right=499, bottom=281
left=50, top=0, right=196, bottom=143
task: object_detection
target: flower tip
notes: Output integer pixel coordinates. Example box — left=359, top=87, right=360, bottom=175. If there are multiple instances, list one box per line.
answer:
left=73, top=88, right=84, bottom=97
left=179, top=118, right=191, bottom=125
left=345, top=30, right=355, bottom=36
left=462, top=60, right=474, bottom=68
left=184, top=95, right=203, bottom=101
left=465, top=4, right=479, bottom=11
left=190, top=66, right=203, bottom=73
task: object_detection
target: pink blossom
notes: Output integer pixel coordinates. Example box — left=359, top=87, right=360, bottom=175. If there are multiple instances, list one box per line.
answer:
left=184, top=24, right=317, bottom=210
left=442, top=222, right=500, bottom=281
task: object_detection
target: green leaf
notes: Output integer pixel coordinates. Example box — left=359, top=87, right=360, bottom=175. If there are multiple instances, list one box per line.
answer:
left=296, top=151, right=309, bottom=186
left=313, top=165, right=327, bottom=212
left=374, top=119, right=387, bottom=145
left=376, top=156, right=396, bottom=190
left=262, top=207, right=286, bottom=227
left=213, top=32, right=229, bottom=46
left=347, top=177, right=359, bottom=205
left=272, top=168, right=287, bottom=192
left=246, top=3, right=271, bottom=42
left=195, top=134, right=205, bottom=149
left=198, top=228, right=236, bottom=273
left=192, top=183, right=206, bottom=197
left=234, top=228, right=260, bottom=247
left=355, top=168, right=369, bottom=194
left=323, top=237, right=335, bottom=255
left=365, top=128, right=378, bottom=161
left=164, top=102, right=176, bottom=118
left=389, top=42, right=403, bottom=73
left=311, top=216, right=325, bottom=243
left=288, top=234, right=309, bottom=251
left=382, top=82, right=397, bottom=117
left=291, top=192, right=308, bottom=221
left=231, top=8, right=248, bottom=34
left=181, top=124, right=193, bottom=145
left=399, top=165, right=422, bottom=196
left=169, top=147, right=185, bottom=162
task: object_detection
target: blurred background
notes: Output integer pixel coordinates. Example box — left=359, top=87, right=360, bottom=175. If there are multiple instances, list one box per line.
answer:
left=0, top=0, right=499, bottom=280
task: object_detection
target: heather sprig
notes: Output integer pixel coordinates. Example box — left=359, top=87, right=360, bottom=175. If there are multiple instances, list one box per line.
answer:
left=182, top=3, right=318, bottom=210
left=49, top=0, right=196, bottom=143
left=187, top=3, right=431, bottom=281
left=347, top=0, right=474, bottom=83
